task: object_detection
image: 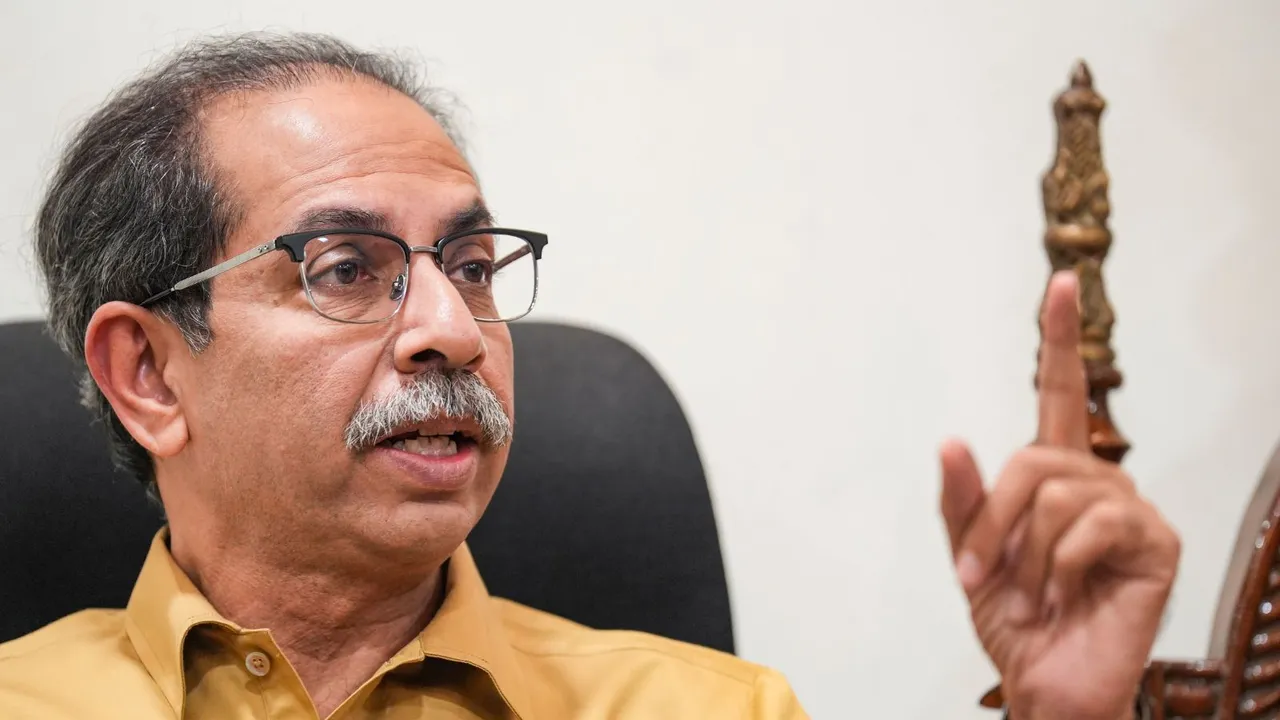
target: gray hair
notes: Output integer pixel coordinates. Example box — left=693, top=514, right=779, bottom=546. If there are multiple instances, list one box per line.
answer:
left=34, top=32, right=465, bottom=499
left=344, top=369, right=512, bottom=452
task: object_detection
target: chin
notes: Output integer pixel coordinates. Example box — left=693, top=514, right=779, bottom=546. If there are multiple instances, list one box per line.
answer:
left=343, top=442, right=506, bottom=559
left=359, top=479, right=499, bottom=558
left=346, top=502, right=469, bottom=563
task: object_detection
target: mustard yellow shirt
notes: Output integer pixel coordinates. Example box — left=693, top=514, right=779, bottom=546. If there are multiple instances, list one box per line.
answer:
left=0, top=532, right=807, bottom=719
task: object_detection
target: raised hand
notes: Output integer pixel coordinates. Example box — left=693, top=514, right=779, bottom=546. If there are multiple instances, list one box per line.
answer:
left=939, top=271, right=1180, bottom=720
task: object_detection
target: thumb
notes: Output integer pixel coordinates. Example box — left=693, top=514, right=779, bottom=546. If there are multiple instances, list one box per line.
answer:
left=940, top=438, right=986, bottom=560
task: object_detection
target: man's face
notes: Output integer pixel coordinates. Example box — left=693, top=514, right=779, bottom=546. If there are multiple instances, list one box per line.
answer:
left=161, top=75, right=514, bottom=565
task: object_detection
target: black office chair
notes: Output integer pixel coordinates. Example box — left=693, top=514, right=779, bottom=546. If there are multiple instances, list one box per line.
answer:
left=0, top=319, right=735, bottom=654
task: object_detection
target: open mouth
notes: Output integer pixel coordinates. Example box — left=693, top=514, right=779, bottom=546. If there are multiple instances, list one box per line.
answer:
left=377, top=430, right=475, bottom=457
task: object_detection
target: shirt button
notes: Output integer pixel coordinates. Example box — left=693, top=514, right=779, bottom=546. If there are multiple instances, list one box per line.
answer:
left=245, top=650, right=272, bottom=677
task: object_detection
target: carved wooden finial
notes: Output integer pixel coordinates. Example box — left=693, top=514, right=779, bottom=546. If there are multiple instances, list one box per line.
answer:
left=1070, top=60, right=1093, bottom=89
left=979, top=61, right=1132, bottom=715
left=1039, top=61, right=1128, bottom=463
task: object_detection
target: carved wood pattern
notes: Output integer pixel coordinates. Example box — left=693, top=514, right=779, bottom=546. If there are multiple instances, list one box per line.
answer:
left=979, top=60, right=1134, bottom=715
left=1205, top=449, right=1280, bottom=720
left=982, top=61, right=1280, bottom=720
left=1141, top=660, right=1222, bottom=719
left=1038, top=60, right=1128, bottom=464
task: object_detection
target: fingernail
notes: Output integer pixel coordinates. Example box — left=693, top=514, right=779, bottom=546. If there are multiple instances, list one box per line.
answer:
left=956, top=552, right=985, bottom=592
left=1008, top=590, right=1033, bottom=624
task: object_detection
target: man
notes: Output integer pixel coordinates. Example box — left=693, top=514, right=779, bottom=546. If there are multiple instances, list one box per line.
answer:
left=0, top=32, right=1178, bottom=719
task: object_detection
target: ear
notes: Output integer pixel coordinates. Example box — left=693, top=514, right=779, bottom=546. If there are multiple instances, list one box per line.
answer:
left=83, top=301, right=190, bottom=459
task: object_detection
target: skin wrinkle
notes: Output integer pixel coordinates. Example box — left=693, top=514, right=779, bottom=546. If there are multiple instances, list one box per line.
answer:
left=78, top=74, right=516, bottom=716
left=271, top=156, right=476, bottom=214
left=34, top=35, right=472, bottom=498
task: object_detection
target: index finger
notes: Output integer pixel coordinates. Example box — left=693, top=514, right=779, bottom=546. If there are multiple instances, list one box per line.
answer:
left=1036, top=270, right=1090, bottom=451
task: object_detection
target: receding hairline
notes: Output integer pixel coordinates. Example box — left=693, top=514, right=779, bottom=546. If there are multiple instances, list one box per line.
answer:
left=194, top=61, right=432, bottom=110
left=32, top=31, right=472, bottom=494
left=189, top=67, right=473, bottom=256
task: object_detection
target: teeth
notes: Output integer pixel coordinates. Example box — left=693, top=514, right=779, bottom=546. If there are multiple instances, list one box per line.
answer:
left=392, top=435, right=458, bottom=457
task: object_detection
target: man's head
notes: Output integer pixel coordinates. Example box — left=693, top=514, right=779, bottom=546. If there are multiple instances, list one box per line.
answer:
left=36, top=33, right=533, bottom=571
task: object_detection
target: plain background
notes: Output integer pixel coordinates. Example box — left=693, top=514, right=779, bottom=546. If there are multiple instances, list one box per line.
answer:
left=2, top=1, right=1278, bottom=717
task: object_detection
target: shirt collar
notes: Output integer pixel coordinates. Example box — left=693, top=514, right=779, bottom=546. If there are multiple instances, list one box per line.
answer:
left=124, top=529, right=533, bottom=719
left=391, top=542, right=535, bottom=719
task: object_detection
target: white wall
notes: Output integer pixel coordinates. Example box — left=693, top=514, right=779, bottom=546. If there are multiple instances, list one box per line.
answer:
left=3, top=1, right=1278, bottom=716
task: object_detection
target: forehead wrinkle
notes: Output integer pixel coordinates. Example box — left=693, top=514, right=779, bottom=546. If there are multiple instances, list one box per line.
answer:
left=289, top=133, right=471, bottom=178
left=200, top=78, right=476, bottom=256
left=203, top=100, right=472, bottom=200
left=301, top=137, right=470, bottom=176
left=267, top=144, right=476, bottom=214
left=261, top=169, right=481, bottom=243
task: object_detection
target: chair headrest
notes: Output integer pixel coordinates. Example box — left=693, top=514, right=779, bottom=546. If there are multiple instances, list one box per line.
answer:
left=0, top=320, right=734, bottom=653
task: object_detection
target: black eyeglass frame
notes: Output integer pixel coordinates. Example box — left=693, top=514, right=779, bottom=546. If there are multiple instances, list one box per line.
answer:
left=140, top=226, right=549, bottom=324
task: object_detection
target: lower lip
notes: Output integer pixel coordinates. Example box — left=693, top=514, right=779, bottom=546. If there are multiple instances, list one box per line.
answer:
left=369, top=439, right=479, bottom=492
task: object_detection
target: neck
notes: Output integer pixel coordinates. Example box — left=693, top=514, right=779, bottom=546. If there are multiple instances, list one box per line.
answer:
left=169, top=526, right=447, bottom=718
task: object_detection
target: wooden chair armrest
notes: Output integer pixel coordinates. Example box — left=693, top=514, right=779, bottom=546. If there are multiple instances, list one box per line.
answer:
left=979, top=660, right=1224, bottom=719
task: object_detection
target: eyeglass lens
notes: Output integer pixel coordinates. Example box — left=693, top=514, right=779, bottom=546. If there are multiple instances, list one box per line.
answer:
left=300, top=231, right=536, bottom=323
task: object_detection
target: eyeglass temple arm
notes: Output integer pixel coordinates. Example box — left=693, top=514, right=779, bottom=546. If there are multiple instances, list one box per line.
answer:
left=493, top=244, right=532, bottom=273
left=414, top=244, right=531, bottom=273
left=140, top=241, right=277, bottom=306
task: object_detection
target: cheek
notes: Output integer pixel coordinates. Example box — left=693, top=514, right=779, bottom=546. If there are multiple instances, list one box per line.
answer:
left=192, top=313, right=383, bottom=451
left=259, top=348, right=385, bottom=449
left=480, top=329, right=515, bottom=418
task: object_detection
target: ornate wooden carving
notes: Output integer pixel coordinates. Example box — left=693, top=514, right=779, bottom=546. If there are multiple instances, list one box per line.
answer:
left=983, top=60, right=1280, bottom=720
left=983, top=57, right=1132, bottom=715
left=1128, top=446, right=1280, bottom=719
left=1039, top=60, right=1128, bottom=464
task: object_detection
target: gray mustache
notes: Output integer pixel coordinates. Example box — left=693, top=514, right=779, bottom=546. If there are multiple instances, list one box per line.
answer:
left=344, top=370, right=512, bottom=451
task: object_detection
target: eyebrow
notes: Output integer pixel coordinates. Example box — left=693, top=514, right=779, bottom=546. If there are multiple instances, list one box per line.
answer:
left=440, top=200, right=495, bottom=238
left=292, top=207, right=392, bottom=234
left=288, top=200, right=495, bottom=240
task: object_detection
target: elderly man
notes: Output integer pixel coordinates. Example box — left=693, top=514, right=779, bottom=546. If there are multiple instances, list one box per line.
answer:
left=0, top=32, right=1178, bottom=720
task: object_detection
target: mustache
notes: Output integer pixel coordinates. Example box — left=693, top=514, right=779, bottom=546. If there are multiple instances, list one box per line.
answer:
left=344, top=369, right=512, bottom=452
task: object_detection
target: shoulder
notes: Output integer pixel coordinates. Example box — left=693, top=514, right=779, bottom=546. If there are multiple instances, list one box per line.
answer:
left=0, top=610, right=161, bottom=714
left=490, top=598, right=807, bottom=719
left=493, top=597, right=762, bottom=681
left=0, top=609, right=129, bottom=664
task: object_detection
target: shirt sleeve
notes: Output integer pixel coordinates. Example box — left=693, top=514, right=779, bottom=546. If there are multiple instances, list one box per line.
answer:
left=748, top=668, right=810, bottom=720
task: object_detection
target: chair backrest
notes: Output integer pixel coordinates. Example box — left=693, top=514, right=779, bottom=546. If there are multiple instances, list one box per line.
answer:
left=0, top=319, right=735, bottom=654
left=1131, top=442, right=1280, bottom=720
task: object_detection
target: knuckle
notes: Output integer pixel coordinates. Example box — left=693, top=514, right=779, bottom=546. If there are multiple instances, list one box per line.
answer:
left=1092, top=500, right=1128, bottom=532
left=1008, top=445, right=1039, bottom=468
left=1006, top=446, right=1058, bottom=481
left=1010, top=445, right=1051, bottom=468
left=1050, top=538, right=1085, bottom=571
left=1034, top=479, right=1075, bottom=517
left=1097, top=500, right=1148, bottom=548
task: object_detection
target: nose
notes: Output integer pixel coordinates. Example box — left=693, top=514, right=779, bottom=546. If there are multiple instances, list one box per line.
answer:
left=391, top=252, right=486, bottom=375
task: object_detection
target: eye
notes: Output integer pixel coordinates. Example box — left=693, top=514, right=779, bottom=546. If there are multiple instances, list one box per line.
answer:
left=455, top=261, right=492, bottom=285
left=441, top=239, right=496, bottom=286
left=308, top=254, right=375, bottom=287
left=332, top=260, right=361, bottom=284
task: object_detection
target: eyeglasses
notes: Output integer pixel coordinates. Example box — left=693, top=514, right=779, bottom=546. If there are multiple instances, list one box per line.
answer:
left=141, top=227, right=549, bottom=324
